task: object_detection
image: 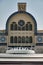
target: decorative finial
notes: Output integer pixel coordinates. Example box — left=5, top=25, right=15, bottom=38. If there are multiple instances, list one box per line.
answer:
left=18, top=3, right=26, bottom=11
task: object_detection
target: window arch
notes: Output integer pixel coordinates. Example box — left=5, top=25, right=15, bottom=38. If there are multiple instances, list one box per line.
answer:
left=22, top=36, right=25, bottom=43
left=29, top=36, right=32, bottom=43
left=18, top=36, right=21, bottom=43
left=18, top=25, right=21, bottom=30
left=22, top=25, right=25, bottom=30
left=10, top=36, right=32, bottom=43
left=10, top=36, right=13, bottom=43
left=10, top=22, right=17, bottom=30
left=26, top=22, right=32, bottom=31
left=29, top=23, right=32, bottom=30
left=10, top=22, right=32, bottom=31
left=26, top=36, right=29, bottom=43
left=25, top=36, right=32, bottom=43
left=14, top=36, right=17, bottom=43
left=10, top=24, right=13, bottom=30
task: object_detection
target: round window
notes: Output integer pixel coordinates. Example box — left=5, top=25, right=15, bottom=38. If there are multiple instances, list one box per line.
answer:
left=1, top=37, right=6, bottom=42
left=18, top=20, right=25, bottom=26
left=37, top=36, right=42, bottom=42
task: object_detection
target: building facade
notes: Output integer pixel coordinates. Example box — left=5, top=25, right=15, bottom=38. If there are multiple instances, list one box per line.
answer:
left=0, top=3, right=43, bottom=53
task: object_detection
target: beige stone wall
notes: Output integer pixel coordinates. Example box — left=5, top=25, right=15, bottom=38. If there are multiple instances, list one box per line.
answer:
left=7, top=13, right=35, bottom=46
left=35, top=46, right=43, bottom=53
left=0, top=46, right=7, bottom=53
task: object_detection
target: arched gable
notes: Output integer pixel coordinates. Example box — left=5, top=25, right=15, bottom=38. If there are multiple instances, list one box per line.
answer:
left=6, top=11, right=37, bottom=34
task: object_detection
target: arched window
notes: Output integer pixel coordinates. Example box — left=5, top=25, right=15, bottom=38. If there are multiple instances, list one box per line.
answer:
left=18, top=36, right=21, bottom=43
left=26, top=22, right=32, bottom=31
left=10, top=22, right=17, bottom=30
left=22, top=26, right=25, bottom=30
left=26, top=36, right=29, bottom=43
left=18, top=26, right=21, bottom=30
left=10, top=24, right=13, bottom=30
left=26, top=36, right=32, bottom=43
left=10, top=36, right=13, bottom=43
left=14, top=23, right=17, bottom=30
left=29, top=23, right=32, bottom=30
left=22, top=36, right=25, bottom=43
left=29, top=36, right=32, bottom=43
left=26, top=24, right=28, bottom=30
left=14, top=36, right=17, bottom=43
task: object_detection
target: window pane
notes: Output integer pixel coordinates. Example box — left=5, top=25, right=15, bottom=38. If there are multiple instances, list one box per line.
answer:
left=18, top=26, right=21, bottom=30
left=22, top=36, right=25, bottom=43
left=26, top=24, right=28, bottom=30
left=18, top=36, right=21, bottom=43
left=10, top=24, right=13, bottom=30
left=22, top=26, right=25, bottom=30
left=36, top=43, right=43, bottom=46
left=29, top=36, right=32, bottom=43
left=26, top=36, right=29, bottom=43
left=10, top=22, right=17, bottom=30
left=10, top=36, right=13, bottom=43
left=15, top=24, right=17, bottom=30
left=29, top=24, right=32, bottom=30
left=14, top=36, right=17, bottom=43
left=26, top=22, right=32, bottom=31
left=13, top=24, right=17, bottom=30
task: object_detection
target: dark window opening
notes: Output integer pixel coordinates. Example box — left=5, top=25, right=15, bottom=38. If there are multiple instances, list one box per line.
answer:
left=26, top=22, right=32, bottom=31
left=10, top=36, right=32, bottom=43
left=0, top=43, right=7, bottom=46
left=22, top=36, right=25, bottom=43
left=13, top=24, right=17, bottom=30
left=29, top=36, right=32, bottom=43
left=14, top=36, right=17, bottom=43
left=22, top=26, right=25, bottom=30
left=10, top=24, right=13, bottom=30
left=18, top=36, right=21, bottom=43
left=26, top=24, right=28, bottom=30
left=29, top=24, right=32, bottom=30
left=36, top=43, right=43, bottom=46
left=10, top=36, right=13, bottom=43
left=18, top=26, right=21, bottom=30
left=10, top=22, right=17, bottom=30
left=13, top=23, right=17, bottom=30
left=26, top=36, right=29, bottom=43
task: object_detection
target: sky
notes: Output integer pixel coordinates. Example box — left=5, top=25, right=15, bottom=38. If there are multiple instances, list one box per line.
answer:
left=0, top=0, right=43, bottom=30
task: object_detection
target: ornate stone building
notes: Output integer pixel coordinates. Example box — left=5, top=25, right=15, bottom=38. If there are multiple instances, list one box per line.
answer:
left=0, top=3, right=43, bottom=53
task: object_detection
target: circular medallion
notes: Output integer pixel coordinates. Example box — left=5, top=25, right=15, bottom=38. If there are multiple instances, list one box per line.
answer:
left=37, top=36, right=42, bottom=42
left=18, top=20, right=25, bottom=26
left=1, top=37, right=6, bottom=42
